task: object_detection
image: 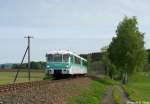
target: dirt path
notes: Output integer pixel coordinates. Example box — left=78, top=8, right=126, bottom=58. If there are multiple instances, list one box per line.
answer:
left=101, top=85, right=132, bottom=104
left=101, top=86, right=115, bottom=104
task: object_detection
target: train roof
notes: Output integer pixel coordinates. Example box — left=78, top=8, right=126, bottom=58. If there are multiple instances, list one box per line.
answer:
left=47, top=50, right=87, bottom=61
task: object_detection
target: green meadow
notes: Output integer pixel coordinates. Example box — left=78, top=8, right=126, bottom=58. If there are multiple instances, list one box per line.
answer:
left=0, top=71, right=45, bottom=85
left=126, top=73, right=150, bottom=101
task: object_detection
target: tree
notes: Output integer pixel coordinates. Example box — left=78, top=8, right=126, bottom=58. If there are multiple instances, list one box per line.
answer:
left=101, top=46, right=110, bottom=76
left=12, top=61, right=46, bottom=70
left=87, top=54, right=92, bottom=73
left=144, top=64, right=150, bottom=73
left=1, top=64, right=5, bottom=69
left=108, top=16, right=148, bottom=84
left=31, top=62, right=42, bottom=69
left=101, top=46, right=116, bottom=79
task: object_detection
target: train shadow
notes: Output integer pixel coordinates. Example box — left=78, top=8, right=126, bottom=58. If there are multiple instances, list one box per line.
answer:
left=52, top=74, right=71, bottom=80
left=52, top=74, right=85, bottom=80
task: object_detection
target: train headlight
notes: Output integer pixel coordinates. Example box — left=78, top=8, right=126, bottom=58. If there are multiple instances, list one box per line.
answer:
left=66, top=65, right=69, bottom=68
left=63, top=69, right=69, bottom=73
left=46, top=65, right=50, bottom=68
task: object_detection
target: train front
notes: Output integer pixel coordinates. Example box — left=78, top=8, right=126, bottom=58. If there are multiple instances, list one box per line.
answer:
left=46, top=53, right=70, bottom=77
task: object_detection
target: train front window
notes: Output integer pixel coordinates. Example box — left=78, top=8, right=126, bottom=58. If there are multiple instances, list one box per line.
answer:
left=47, top=54, right=62, bottom=62
left=53, top=54, right=62, bottom=62
left=47, top=54, right=69, bottom=62
left=47, top=54, right=53, bottom=62
left=63, top=54, right=69, bottom=62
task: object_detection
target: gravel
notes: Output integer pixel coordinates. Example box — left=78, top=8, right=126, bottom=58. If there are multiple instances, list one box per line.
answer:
left=0, top=77, right=91, bottom=104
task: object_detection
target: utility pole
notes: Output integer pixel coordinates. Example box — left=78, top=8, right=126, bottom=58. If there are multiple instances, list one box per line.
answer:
left=25, top=36, right=33, bottom=81
left=14, top=36, right=33, bottom=82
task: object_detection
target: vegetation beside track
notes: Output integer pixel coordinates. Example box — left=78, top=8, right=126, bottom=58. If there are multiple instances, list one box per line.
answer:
left=0, top=71, right=44, bottom=85
left=122, top=85, right=141, bottom=101
left=123, top=72, right=150, bottom=101
left=68, top=80, right=107, bottom=104
left=68, top=76, right=115, bottom=104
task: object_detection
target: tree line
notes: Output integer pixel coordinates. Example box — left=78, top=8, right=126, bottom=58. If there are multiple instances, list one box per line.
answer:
left=12, top=61, right=46, bottom=70
left=80, top=49, right=150, bottom=64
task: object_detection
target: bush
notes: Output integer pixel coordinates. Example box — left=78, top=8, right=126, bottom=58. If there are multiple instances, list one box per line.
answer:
left=43, top=73, right=52, bottom=80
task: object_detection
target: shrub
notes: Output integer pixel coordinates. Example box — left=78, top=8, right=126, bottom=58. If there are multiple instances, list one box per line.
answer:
left=43, top=73, right=52, bottom=80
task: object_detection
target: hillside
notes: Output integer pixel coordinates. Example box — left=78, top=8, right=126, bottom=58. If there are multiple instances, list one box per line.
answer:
left=81, top=49, right=150, bottom=63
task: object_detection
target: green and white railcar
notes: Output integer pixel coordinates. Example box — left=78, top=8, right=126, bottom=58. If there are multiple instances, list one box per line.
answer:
left=46, top=51, right=87, bottom=77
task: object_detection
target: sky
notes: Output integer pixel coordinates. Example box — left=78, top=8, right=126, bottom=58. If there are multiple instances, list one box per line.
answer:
left=0, top=0, right=150, bottom=63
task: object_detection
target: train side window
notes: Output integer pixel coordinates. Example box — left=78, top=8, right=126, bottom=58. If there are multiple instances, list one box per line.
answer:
left=63, top=54, right=69, bottom=62
left=70, top=56, right=74, bottom=63
left=83, top=61, right=87, bottom=66
left=75, top=57, right=80, bottom=64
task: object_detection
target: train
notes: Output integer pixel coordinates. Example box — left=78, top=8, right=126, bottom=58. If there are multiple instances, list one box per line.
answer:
left=45, top=50, right=87, bottom=78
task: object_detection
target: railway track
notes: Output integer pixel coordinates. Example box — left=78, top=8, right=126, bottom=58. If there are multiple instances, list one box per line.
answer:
left=0, top=76, right=87, bottom=96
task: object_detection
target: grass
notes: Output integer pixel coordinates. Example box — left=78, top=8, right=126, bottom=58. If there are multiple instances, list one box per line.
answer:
left=68, top=77, right=116, bottom=104
left=0, top=71, right=45, bottom=85
left=123, top=85, right=141, bottom=101
left=113, top=85, right=124, bottom=104
left=124, top=72, right=150, bottom=101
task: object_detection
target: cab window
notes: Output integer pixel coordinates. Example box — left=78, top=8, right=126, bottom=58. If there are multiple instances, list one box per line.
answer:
left=47, top=54, right=53, bottom=62
left=63, top=54, right=69, bottom=62
left=83, top=61, right=87, bottom=66
left=75, top=57, right=80, bottom=64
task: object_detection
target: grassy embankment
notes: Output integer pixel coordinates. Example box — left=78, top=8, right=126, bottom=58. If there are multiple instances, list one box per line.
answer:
left=123, top=72, right=150, bottom=102
left=0, top=71, right=45, bottom=85
left=112, top=85, right=125, bottom=104
left=68, top=77, right=115, bottom=104
left=68, top=72, right=150, bottom=104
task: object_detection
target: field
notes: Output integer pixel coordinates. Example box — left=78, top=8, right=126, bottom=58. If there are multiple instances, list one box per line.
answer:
left=0, top=70, right=150, bottom=103
left=0, top=70, right=45, bottom=85
left=126, top=72, right=150, bottom=101
left=0, top=72, right=114, bottom=104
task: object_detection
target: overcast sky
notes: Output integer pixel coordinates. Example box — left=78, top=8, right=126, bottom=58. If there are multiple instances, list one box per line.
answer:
left=0, top=0, right=150, bottom=63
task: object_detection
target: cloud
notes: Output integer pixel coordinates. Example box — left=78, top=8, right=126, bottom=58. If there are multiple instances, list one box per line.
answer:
left=0, top=0, right=150, bottom=63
